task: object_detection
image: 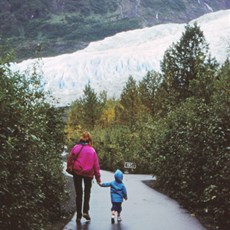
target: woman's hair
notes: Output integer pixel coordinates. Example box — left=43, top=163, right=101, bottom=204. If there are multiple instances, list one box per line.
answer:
left=80, top=131, right=92, bottom=145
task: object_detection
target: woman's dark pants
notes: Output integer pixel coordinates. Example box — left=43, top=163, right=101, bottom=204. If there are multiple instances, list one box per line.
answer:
left=73, top=174, right=92, bottom=219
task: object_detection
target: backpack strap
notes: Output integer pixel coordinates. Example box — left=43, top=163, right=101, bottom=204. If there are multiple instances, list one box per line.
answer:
left=72, top=145, right=84, bottom=161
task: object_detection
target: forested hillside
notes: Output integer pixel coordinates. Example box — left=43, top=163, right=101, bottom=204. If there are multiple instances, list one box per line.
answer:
left=1, top=0, right=229, bottom=60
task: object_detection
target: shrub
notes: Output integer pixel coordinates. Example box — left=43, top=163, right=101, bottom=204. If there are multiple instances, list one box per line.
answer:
left=0, top=48, right=66, bottom=229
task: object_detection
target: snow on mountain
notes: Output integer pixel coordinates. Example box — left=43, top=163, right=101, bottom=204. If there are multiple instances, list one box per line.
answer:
left=13, top=10, right=230, bottom=106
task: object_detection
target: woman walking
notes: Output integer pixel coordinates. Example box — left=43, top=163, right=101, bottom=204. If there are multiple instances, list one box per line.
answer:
left=70, top=131, right=101, bottom=223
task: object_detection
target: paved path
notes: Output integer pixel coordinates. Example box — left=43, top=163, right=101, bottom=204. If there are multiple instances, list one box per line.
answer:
left=63, top=170, right=205, bottom=230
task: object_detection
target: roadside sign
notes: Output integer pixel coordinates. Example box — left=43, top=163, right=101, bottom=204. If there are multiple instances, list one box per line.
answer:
left=124, top=162, right=136, bottom=169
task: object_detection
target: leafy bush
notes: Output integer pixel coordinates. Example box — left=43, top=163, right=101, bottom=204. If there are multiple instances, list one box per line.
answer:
left=151, top=61, right=230, bottom=229
left=0, top=47, right=66, bottom=229
left=92, top=125, right=152, bottom=174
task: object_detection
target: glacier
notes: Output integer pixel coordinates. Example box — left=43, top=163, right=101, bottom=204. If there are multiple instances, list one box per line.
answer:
left=13, top=10, right=230, bottom=106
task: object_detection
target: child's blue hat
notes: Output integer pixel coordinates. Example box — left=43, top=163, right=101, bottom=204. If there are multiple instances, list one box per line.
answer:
left=114, top=169, right=123, bottom=182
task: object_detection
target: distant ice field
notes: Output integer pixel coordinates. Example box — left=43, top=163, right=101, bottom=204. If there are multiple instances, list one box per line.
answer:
left=13, top=10, right=230, bottom=106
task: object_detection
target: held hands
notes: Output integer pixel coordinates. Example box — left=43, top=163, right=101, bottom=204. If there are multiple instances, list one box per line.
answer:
left=96, top=178, right=102, bottom=186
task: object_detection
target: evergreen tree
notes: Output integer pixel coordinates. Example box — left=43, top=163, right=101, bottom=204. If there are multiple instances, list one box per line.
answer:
left=65, top=83, right=105, bottom=143
left=65, top=100, right=83, bottom=145
left=80, top=82, right=103, bottom=129
left=139, top=70, right=162, bottom=116
left=160, top=23, right=217, bottom=106
left=118, top=76, right=141, bottom=130
left=99, top=98, right=116, bottom=128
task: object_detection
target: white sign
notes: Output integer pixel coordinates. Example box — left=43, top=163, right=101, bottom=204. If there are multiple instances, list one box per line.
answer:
left=124, top=162, right=136, bottom=169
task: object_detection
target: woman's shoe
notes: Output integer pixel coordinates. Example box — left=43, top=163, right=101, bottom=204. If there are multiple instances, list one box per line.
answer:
left=76, top=217, right=81, bottom=223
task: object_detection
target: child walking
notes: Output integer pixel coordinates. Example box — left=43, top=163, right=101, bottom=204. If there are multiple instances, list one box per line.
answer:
left=99, top=169, right=128, bottom=224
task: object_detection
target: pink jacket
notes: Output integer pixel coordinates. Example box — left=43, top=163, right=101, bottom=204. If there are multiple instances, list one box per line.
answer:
left=71, top=143, right=101, bottom=182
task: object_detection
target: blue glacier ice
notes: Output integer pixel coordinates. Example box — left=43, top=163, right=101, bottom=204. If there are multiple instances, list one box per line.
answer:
left=13, top=10, right=230, bottom=106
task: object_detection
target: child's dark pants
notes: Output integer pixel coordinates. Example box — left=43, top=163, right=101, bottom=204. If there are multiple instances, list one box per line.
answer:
left=111, top=202, right=122, bottom=213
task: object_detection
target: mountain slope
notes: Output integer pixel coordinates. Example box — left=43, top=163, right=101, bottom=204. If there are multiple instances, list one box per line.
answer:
left=1, top=0, right=230, bottom=60
left=13, top=10, right=230, bottom=106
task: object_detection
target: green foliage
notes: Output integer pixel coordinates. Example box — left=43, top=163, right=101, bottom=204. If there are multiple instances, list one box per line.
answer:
left=148, top=25, right=229, bottom=229
left=150, top=60, right=230, bottom=229
left=0, top=46, right=66, bottom=229
left=139, top=70, right=162, bottom=116
left=65, top=82, right=105, bottom=145
left=64, top=25, right=229, bottom=229
left=99, top=98, right=116, bottom=128
left=80, top=82, right=104, bottom=129
left=93, top=125, right=151, bottom=174
left=160, top=23, right=217, bottom=107
left=141, top=0, right=186, bottom=11
left=0, top=0, right=141, bottom=60
left=118, top=76, right=143, bottom=130
left=93, top=126, right=128, bottom=171
left=89, top=0, right=118, bottom=14
left=120, top=76, right=139, bottom=122
left=65, top=100, right=83, bottom=146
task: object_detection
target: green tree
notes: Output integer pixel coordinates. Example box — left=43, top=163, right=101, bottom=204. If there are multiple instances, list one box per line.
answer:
left=117, top=76, right=142, bottom=130
left=189, top=55, right=219, bottom=104
left=160, top=23, right=217, bottom=106
left=139, top=70, right=162, bottom=116
left=99, top=98, right=117, bottom=128
left=80, top=82, right=103, bottom=129
left=65, top=82, right=105, bottom=144
left=65, top=100, right=83, bottom=145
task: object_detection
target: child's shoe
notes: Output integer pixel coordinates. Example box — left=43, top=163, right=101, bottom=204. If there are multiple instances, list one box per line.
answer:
left=117, top=216, right=122, bottom=222
left=111, top=215, right=115, bottom=224
left=83, top=213, right=91, bottom=221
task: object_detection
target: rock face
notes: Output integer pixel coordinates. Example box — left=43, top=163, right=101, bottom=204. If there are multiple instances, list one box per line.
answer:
left=118, top=0, right=230, bottom=25
left=14, top=10, right=230, bottom=106
left=0, top=0, right=230, bottom=59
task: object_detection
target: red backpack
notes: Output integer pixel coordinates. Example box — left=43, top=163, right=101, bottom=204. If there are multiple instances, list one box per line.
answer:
left=66, top=145, right=84, bottom=175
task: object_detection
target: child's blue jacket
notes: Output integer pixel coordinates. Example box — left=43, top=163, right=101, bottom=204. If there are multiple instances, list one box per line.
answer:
left=101, top=169, right=127, bottom=203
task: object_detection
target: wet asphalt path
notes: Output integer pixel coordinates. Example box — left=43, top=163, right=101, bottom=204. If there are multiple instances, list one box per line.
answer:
left=63, top=170, right=205, bottom=230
